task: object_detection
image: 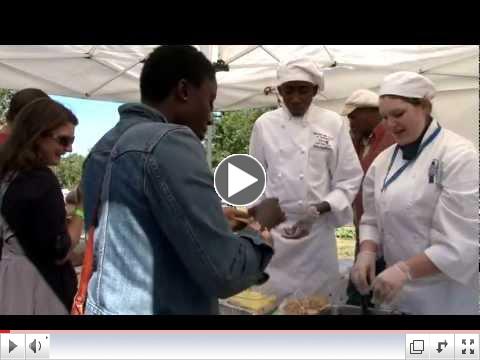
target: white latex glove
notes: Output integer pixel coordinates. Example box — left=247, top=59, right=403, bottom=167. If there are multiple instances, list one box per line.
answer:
left=350, top=250, right=377, bottom=295
left=282, top=206, right=318, bottom=239
left=372, top=261, right=411, bottom=304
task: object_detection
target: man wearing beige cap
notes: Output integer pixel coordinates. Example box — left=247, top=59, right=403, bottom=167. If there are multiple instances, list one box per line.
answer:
left=249, top=58, right=363, bottom=301
left=341, top=89, right=395, bottom=307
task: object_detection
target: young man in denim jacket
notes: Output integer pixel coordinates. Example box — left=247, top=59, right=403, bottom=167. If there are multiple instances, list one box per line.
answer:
left=81, top=45, right=284, bottom=314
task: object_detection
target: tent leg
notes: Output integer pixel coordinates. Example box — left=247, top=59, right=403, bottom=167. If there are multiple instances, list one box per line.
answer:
left=206, top=123, right=214, bottom=170
left=198, top=45, right=218, bottom=170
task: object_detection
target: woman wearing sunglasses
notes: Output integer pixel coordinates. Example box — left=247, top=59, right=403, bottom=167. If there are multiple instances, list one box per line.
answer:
left=0, top=97, right=83, bottom=314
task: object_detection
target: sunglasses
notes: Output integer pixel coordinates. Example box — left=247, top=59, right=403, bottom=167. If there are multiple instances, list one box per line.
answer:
left=50, top=134, right=75, bottom=147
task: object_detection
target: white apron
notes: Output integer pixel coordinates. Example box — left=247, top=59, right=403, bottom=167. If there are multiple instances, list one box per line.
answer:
left=250, top=106, right=363, bottom=301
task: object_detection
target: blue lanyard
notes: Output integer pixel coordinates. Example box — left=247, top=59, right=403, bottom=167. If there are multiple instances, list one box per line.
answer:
left=382, top=124, right=442, bottom=192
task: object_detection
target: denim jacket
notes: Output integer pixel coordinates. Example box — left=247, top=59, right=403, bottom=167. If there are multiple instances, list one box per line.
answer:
left=83, top=103, right=273, bottom=314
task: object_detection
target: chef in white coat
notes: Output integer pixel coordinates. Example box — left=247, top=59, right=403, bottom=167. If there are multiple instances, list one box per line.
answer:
left=351, top=71, right=479, bottom=314
left=249, top=58, right=363, bottom=301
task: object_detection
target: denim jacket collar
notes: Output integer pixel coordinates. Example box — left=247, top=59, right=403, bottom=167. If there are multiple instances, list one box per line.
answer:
left=118, top=103, right=168, bottom=124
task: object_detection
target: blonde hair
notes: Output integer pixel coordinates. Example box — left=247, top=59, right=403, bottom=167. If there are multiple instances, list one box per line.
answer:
left=381, top=95, right=432, bottom=114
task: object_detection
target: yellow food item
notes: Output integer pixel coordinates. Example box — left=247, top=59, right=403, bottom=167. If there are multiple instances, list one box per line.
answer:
left=282, top=295, right=329, bottom=315
left=226, top=289, right=277, bottom=314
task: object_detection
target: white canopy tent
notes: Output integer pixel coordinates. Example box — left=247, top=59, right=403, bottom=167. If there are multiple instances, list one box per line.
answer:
left=0, top=45, right=477, bottom=147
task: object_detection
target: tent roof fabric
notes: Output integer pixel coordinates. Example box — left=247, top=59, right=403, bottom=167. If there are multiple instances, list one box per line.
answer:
left=0, top=45, right=478, bottom=145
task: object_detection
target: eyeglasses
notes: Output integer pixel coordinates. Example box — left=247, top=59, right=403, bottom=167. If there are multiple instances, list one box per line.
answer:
left=50, top=134, right=75, bottom=147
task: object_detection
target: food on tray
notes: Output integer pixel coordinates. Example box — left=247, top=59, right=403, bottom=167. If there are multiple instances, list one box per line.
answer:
left=226, top=289, right=277, bottom=314
left=282, top=295, right=329, bottom=315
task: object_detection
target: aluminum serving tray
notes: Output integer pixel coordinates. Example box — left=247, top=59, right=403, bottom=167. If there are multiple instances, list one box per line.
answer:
left=318, top=304, right=406, bottom=315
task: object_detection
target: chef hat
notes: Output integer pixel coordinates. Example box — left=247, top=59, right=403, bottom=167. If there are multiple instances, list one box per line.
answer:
left=277, top=58, right=325, bottom=91
left=379, top=71, right=436, bottom=100
left=340, top=89, right=379, bottom=116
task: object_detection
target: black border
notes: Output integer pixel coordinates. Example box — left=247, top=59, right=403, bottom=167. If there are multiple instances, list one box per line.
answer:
left=1, top=315, right=478, bottom=330
left=2, top=5, right=478, bottom=332
left=3, top=5, right=480, bottom=44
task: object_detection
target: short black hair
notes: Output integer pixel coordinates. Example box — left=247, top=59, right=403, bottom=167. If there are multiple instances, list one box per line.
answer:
left=140, top=45, right=216, bottom=104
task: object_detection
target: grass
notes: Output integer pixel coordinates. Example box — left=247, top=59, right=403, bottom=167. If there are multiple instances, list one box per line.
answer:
left=336, top=226, right=356, bottom=260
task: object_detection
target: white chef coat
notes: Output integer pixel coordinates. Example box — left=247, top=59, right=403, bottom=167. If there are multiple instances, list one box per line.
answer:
left=360, top=118, right=479, bottom=314
left=249, top=105, right=363, bottom=301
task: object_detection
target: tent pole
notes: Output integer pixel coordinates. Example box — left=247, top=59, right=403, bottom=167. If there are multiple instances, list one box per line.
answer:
left=224, top=45, right=261, bottom=64
left=198, top=46, right=218, bottom=170
left=259, top=46, right=280, bottom=63
left=89, top=57, right=141, bottom=82
left=206, top=122, right=214, bottom=170
left=85, top=59, right=143, bottom=97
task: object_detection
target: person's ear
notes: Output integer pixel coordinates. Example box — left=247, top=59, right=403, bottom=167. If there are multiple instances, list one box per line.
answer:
left=312, top=85, right=318, bottom=96
left=277, top=85, right=284, bottom=98
left=421, top=99, right=432, bottom=114
left=174, top=79, right=189, bottom=102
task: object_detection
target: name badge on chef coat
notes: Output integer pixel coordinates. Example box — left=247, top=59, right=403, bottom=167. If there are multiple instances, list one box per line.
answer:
left=313, top=131, right=333, bottom=150
left=428, top=159, right=443, bottom=186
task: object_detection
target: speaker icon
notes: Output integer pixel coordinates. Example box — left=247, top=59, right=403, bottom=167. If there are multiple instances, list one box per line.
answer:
left=29, top=339, right=41, bottom=354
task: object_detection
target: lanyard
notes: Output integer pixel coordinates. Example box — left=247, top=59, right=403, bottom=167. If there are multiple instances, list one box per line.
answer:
left=382, top=124, right=442, bottom=192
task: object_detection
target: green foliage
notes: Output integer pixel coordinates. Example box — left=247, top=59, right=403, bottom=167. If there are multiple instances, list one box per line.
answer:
left=52, top=153, right=85, bottom=190
left=336, top=226, right=356, bottom=260
left=0, top=89, right=14, bottom=125
left=335, top=226, right=356, bottom=240
left=211, top=108, right=273, bottom=168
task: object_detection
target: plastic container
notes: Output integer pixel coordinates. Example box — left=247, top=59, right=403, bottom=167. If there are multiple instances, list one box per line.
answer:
left=318, top=304, right=406, bottom=315
left=218, top=299, right=276, bottom=315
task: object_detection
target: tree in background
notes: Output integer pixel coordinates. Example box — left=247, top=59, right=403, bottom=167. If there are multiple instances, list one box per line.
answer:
left=212, top=107, right=274, bottom=168
left=0, top=89, right=14, bottom=126
left=53, top=153, right=85, bottom=190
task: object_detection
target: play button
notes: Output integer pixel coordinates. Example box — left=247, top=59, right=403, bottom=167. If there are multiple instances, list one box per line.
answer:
left=227, top=163, right=258, bottom=197
left=214, top=154, right=266, bottom=206
left=1, top=334, right=25, bottom=359
left=9, top=340, right=17, bottom=353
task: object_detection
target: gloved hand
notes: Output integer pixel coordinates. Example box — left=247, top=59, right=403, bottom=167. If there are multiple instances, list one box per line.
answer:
left=281, top=206, right=319, bottom=239
left=371, top=261, right=411, bottom=304
left=350, top=250, right=377, bottom=295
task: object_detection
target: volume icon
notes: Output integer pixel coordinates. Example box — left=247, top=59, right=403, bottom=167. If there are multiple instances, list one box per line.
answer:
left=29, top=339, right=41, bottom=353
